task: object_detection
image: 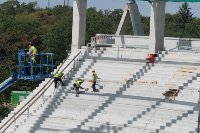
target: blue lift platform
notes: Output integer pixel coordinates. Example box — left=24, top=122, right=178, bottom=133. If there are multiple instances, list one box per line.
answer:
left=0, top=49, right=55, bottom=93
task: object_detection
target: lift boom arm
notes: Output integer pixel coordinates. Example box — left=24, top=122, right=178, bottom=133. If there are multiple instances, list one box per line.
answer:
left=0, top=70, right=17, bottom=93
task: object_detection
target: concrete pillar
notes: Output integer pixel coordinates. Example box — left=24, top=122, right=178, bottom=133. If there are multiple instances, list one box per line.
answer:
left=71, top=0, right=87, bottom=52
left=149, top=1, right=166, bottom=54
left=116, top=2, right=144, bottom=36
left=116, top=5, right=129, bottom=35
left=128, top=3, right=144, bottom=36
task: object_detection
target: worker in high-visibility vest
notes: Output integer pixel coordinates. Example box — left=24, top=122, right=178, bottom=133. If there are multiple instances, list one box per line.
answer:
left=27, top=41, right=38, bottom=75
left=73, top=79, right=87, bottom=97
left=54, top=72, right=65, bottom=88
left=91, top=69, right=99, bottom=92
left=27, top=41, right=37, bottom=63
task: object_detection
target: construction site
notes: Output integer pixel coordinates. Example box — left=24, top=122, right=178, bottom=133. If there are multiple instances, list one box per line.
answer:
left=0, top=0, right=200, bottom=132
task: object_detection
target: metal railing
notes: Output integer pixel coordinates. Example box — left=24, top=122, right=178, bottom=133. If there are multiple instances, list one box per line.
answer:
left=0, top=51, right=82, bottom=132
left=169, top=46, right=200, bottom=53
left=169, top=40, right=200, bottom=53
left=91, top=34, right=149, bottom=49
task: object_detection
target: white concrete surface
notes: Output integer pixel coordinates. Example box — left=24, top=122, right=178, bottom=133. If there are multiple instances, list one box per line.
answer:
left=1, top=47, right=199, bottom=133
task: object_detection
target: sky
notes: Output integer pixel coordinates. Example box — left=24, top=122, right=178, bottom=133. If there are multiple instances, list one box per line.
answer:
left=0, top=0, right=199, bottom=18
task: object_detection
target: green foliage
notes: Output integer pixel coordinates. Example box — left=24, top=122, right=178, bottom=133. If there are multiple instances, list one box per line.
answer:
left=86, top=8, right=112, bottom=42
left=0, top=0, right=37, bottom=15
left=0, top=66, right=11, bottom=119
left=0, top=105, right=10, bottom=120
left=42, top=17, right=72, bottom=64
left=141, top=16, right=150, bottom=35
left=105, top=9, right=124, bottom=33
left=164, top=3, right=197, bottom=38
left=0, top=0, right=20, bottom=15
left=184, top=18, right=200, bottom=38
left=176, top=2, right=194, bottom=29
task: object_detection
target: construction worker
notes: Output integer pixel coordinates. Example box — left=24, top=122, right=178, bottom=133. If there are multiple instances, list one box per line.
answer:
left=91, top=69, right=99, bottom=92
left=27, top=41, right=37, bottom=64
left=27, top=41, right=38, bottom=75
left=73, top=79, right=87, bottom=97
left=54, top=72, right=65, bottom=88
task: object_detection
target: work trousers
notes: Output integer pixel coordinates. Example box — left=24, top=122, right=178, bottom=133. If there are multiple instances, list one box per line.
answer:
left=54, top=77, right=64, bottom=88
left=92, top=81, right=96, bottom=91
left=73, top=83, right=80, bottom=96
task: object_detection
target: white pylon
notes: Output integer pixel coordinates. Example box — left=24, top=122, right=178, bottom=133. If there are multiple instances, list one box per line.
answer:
left=116, top=2, right=144, bottom=36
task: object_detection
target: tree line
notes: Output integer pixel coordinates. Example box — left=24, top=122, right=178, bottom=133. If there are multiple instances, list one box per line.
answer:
left=0, top=0, right=199, bottom=118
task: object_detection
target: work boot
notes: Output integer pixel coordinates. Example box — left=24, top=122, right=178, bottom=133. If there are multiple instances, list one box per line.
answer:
left=93, top=89, right=99, bottom=92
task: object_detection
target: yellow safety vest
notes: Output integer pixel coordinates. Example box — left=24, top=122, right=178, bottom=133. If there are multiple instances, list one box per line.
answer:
left=75, top=80, right=82, bottom=87
left=92, top=72, right=98, bottom=81
left=31, top=46, right=37, bottom=57
left=54, top=72, right=64, bottom=78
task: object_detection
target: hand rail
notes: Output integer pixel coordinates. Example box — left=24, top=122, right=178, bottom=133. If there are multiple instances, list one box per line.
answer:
left=0, top=51, right=82, bottom=132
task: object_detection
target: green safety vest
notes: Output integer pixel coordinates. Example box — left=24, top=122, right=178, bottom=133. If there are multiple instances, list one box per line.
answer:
left=54, top=72, right=64, bottom=78
left=92, top=72, right=98, bottom=81
left=31, top=46, right=37, bottom=57
left=75, top=80, right=83, bottom=87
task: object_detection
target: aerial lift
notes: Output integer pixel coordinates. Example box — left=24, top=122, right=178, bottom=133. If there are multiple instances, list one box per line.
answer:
left=0, top=49, right=55, bottom=93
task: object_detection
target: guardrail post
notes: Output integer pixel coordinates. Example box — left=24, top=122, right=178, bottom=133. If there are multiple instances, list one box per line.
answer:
left=42, top=92, right=45, bottom=103
left=27, top=105, right=30, bottom=118
left=73, top=56, right=76, bottom=69
left=14, top=112, right=16, bottom=126
left=77, top=56, right=80, bottom=67
left=197, top=89, right=200, bottom=133
left=117, top=45, right=119, bottom=59
left=86, top=43, right=89, bottom=56
left=67, top=72, right=69, bottom=79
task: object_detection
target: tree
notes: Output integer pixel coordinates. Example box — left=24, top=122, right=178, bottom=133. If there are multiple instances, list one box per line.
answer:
left=185, top=19, right=200, bottom=38
left=42, top=17, right=72, bottom=65
left=0, top=0, right=20, bottom=15
left=141, top=16, right=150, bottom=36
left=108, top=9, right=123, bottom=32
left=176, top=2, right=194, bottom=29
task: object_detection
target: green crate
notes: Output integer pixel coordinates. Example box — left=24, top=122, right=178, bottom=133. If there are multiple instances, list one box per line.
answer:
left=11, top=91, right=30, bottom=106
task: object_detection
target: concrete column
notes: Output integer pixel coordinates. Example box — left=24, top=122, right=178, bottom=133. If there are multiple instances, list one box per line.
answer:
left=116, top=5, right=129, bottom=35
left=128, top=3, right=144, bottom=36
left=71, top=0, right=87, bottom=52
left=116, top=2, right=144, bottom=36
left=149, top=1, right=166, bottom=54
